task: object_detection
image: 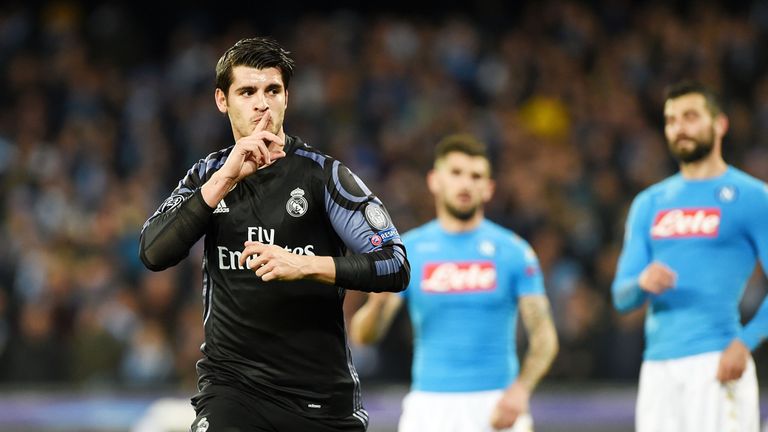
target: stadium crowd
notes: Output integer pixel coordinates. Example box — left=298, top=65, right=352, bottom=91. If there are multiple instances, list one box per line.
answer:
left=1, top=0, right=767, bottom=391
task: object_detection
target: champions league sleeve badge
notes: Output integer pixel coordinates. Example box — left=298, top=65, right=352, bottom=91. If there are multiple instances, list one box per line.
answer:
left=286, top=187, right=309, bottom=217
left=160, top=194, right=184, bottom=212
left=364, top=203, right=391, bottom=230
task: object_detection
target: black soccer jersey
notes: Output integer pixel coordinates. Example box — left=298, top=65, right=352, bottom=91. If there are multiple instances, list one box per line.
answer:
left=139, top=135, right=409, bottom=424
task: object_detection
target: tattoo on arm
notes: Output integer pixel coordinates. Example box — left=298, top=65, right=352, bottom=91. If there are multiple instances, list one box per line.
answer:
left=517, top=295, right=559, bottom=391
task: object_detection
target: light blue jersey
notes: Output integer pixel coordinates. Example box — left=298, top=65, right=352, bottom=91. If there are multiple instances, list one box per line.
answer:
left=612, top=166, right=768, bottom=360
left=401, top=219, right=544, bottom=392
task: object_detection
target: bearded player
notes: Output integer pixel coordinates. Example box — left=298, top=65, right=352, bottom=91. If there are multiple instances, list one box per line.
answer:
left=612, top=81, right=768, bottom=432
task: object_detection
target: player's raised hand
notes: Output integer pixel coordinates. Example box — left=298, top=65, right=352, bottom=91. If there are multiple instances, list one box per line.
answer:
left=638, top=261, right=677, bottom=294
left=219, top=110, right=286, bottom=183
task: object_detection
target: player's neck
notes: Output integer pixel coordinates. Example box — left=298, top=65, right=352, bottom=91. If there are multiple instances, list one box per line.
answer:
left=437, top=211, right=484, bottom=233
left=679, top=153, right=728, bottom=180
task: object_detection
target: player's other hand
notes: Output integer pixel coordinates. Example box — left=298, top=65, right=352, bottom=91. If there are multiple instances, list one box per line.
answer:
left=219, top=111, right=286, bottom=183
left=717, top=339, right=750, bottom=383
left=638, top=261, right=677, bottom=294
left=239, top=241, right=308, bottom=282
left=490, top=381, right=529, bottom=430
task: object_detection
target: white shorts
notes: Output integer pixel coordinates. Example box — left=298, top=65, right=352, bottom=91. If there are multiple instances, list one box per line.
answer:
left=398, top=390, right=534, bottom=432
left=636, top=351, right=759, bottom=432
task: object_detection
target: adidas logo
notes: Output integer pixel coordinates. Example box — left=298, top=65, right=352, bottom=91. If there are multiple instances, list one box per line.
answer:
left=213, top=199, right=229, bottom=214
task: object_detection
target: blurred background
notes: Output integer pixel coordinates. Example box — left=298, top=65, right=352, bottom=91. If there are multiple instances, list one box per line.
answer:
left=1, top=0, right=768, bottom=431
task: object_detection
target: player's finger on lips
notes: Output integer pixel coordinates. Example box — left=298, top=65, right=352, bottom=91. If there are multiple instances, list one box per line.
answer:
left=256, top=110, right=271, bottom=130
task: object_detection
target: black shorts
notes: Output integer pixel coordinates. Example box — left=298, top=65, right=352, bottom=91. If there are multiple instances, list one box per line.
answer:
left=190, top=383, right=367, bottom=432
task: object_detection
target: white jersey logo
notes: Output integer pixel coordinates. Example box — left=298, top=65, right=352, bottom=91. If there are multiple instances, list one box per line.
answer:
left=650, top=208, right=721, bottom=238
left=213, top=199, right=229, bottom=214
left=421, top=261, right=497, bottom=293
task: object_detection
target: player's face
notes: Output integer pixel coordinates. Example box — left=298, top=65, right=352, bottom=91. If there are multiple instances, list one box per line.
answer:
left=663, top=93, right=719, bottom=164
left=429, top=152, right=493, bottom=221
left=215, top=66, right=288, bottom=140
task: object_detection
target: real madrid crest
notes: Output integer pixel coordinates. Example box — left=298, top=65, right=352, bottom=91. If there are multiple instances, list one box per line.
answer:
left=286, top=187, right=309, bottom=217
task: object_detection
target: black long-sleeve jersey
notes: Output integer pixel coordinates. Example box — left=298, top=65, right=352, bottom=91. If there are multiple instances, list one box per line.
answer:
left=139, top=135, right=410, bottom=424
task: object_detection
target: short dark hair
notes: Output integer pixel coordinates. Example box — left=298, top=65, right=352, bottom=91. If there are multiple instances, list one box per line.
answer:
left=434, top=134, right=490, bottom=172
left=664, top=80, right=722, bottom=117
left=215, top=37, right=296, bottom=94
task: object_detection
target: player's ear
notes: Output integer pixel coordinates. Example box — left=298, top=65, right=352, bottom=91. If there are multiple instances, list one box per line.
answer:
left=483, top=179, right=495, bottom=203
left=215, top=88, right=228, bottom=114
left=714, top=113, right=728, bottom=138
left=284, top=89, right=289, bottom=109
left=427, top=169, right=439, bottom=195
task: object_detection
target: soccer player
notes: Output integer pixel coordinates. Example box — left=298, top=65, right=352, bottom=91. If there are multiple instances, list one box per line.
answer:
left=612, top=81, right=768, bottom=432
left=139, top=37, right=410, bottom=432
left=350, top=134, right=558, bottom=432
